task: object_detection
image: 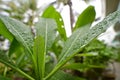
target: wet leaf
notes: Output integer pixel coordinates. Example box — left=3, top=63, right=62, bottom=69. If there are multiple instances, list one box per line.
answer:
left=0, top=15, right=34, bottom=54
left=46, top=10, right=120, bottom=79
left=35, top=18, right=57, bottom=50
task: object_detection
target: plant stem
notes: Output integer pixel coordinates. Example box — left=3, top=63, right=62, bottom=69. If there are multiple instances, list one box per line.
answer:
left=68, top=0, right=74, bottom=32
left=0, top=60, right=35, bottom=80
left=3, top=67, right=7, bottom=76
left=45, top=67, right=59, bottom=80
left=15, top=68, right=35, bottom=80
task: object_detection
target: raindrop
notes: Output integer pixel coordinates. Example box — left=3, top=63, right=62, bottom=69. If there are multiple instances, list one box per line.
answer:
left=61, top=25, right=64, bottom=28
left=107, top=12, right=117, bottom=22
left=97, top=23, right=102, bottom=27
left=102, top=20, right=107, bottom=25
left=59, top=18, right=62, bottom=22
left=91, top=30, right=95, bottom=34
left=98, top=27, right=104, bottom=32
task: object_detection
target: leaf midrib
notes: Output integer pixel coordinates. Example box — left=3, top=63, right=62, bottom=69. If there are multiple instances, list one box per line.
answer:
left=58, top=29, right=84, bottom=64
left=41, top=20, right=48, bottom=78
left=6, top=20, right=32, bottom=54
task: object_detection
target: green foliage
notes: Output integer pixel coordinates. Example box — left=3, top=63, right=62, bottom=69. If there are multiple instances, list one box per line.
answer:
left=0, top=50, right=34, bottom=80
left=45, top=62, right=84, bottom=80
left=35, top=18, right=57, bottom=50
left=0, top=75, right=11, bottom=80
left=0, top=15, right=34, bottom=55
left=8, top=38, right=22, bottom=56
left=42, top=6, right=67, bottom=41
left=33, top=36, right=45, bottom=80
left=0, top=5, right=120, bottom=80
left=83, top=39, right=118, bottom=65
left=48, top=70, right=84, bottom=80
left=0, top=19, right=13, bottom=42
left=63, top=63, right=105, bottom=72
left=45, top=10, right=120, bottom=79
left=74, top=6, right=96, bottom=30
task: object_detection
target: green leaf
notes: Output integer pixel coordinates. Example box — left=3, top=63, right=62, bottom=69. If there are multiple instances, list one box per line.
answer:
left=42, top=6, right=67, bottom=41
left=45, top=63, right=85, bottom=80
left=84, top=39, right=105, bottom=52
left=35, top=17, right=57, bottom=80
left=9, top=38, right=22, bottom=56
left=0, top=51, right=34, bottom=80
left=51, top=37, right=64, bottom=57
left=35, top=18, right=57, bottom=50
left=45, top=10, right=120, bottom=79
left=75, top=52, right=98, bottom=57
left=48, top=70, right=85, bottom=80
left=63, top=63, right=105, bottom=72
left=45, top=62, right=86, bottom=80
left=0, top=19, right=13, bottom=42
left=8, top=38, right=26, bottom=66
left=74, top=6, right=96, bottom=30
left=0, top=14, right=34, bottom=54
left=33, top=36, right=45, bottom=80
left=58, top=25, right=90, bottom=59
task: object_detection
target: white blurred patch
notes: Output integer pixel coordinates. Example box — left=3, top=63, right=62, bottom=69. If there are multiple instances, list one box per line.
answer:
left=98, top=25, right=116, bottom=45
left=0, top=39, right=9, bottom=50
left=61, top=5, right=72, bottom=37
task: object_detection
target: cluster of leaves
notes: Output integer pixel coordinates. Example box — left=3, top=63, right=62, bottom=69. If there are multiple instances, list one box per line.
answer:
left=62, top=39, right=118, bottom=73
left=83, top=39, right=118, bottom=65
left=0, top=3, right=120, bottom=80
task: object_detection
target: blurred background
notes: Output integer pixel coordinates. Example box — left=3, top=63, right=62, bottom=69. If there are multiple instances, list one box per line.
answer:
left=0, top=0, right=120, bottom=80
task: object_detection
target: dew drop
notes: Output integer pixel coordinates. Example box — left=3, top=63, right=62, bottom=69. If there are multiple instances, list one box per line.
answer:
left=59, top=18, right=62, bottom=22
left=103, top=20, right=107, bottom=25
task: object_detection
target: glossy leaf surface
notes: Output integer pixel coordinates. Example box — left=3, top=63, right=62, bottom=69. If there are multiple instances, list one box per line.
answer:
left=46, top=10, right=120, bottom=79
left=0, top=15, right=34, bottom=54
left=35, top=18, right=57, bottom=50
